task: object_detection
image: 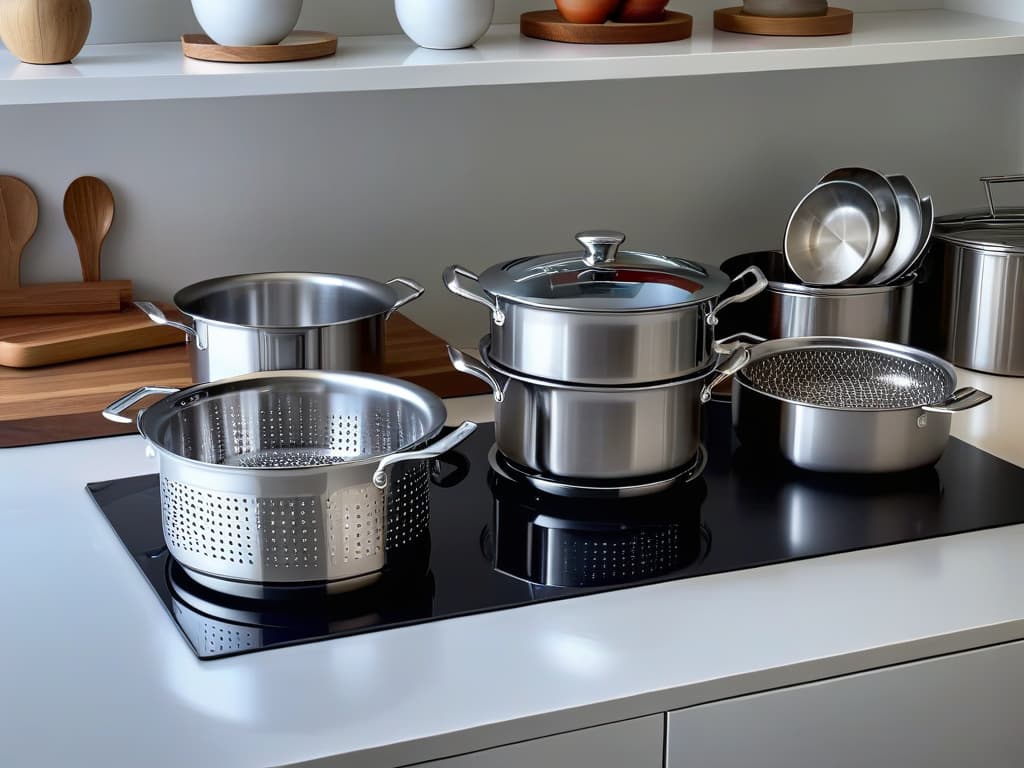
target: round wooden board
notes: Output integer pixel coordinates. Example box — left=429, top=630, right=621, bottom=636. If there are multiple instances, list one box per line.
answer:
left=713, top=7, right=853, bottom=36
left=521, top=10, right=693, bottom=44
left=181, top=30, right=338, bottom=63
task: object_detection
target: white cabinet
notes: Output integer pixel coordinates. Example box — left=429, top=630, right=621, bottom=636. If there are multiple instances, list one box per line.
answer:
left=408, top=715, right=663, bottom=768
left=666, top=640, right=1024, bottom=768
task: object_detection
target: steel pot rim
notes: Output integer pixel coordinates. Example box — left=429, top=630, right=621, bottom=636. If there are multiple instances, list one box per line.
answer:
left=733, top=335, right=985, bottom=414
left=106, top=370, right=450, bottom=474
left=479, top=335, right=718, bottom=391
left=172, top=271, right=424, bottom=330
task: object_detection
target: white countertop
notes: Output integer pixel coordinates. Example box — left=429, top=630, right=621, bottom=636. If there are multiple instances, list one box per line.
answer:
left=1, top=367, right=1022, bottom=768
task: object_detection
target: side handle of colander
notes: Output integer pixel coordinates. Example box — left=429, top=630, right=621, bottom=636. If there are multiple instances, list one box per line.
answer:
left=102, top=386, right=180, bottom=425
left=372, top=421, right=478, bottom=490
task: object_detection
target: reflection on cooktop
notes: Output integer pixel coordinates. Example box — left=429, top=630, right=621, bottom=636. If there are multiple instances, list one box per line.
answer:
left=88, top=403, right=1024, bottom=659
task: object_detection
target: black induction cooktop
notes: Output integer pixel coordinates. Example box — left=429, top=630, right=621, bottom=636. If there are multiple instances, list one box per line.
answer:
left=87, top=402, right=1024, bottom=660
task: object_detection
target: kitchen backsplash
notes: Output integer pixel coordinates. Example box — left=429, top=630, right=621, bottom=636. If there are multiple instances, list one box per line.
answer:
left=0, top=57, right=1017, bottom=348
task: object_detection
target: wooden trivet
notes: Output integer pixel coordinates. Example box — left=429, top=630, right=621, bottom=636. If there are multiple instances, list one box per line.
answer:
left=521, top=10, right=692, bottom=44
left=181, top=30, right=338, bottom=63
left=713, top=7, right=853, bottom=36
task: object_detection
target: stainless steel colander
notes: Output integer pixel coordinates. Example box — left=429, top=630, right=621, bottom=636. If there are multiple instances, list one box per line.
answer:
left=719, top=337, right=992, bottom=473
left=103, top=372, right=476, bottom=588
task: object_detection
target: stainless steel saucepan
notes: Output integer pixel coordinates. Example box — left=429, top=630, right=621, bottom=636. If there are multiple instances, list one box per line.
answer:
left=712, top=336, right=992, bottom=473
left=102, top=371, right=476, bottom=592
left=719, top=251, right=914, bottom=343
left=137, top=272, right=424, bottom=382
left=444, top=230, right=767, bottom=385
left=448, top=339, right=746, bottom=482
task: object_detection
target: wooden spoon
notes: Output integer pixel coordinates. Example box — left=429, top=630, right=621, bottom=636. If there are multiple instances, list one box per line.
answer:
left=0, top=176, right=39, bottom=290
left=63, top=176, right=115, bottom=282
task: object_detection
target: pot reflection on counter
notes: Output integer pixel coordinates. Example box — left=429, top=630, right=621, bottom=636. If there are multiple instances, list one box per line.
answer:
left=729, top=446, right=944, bottom=556
left=483, top=468, right=709, bottom=588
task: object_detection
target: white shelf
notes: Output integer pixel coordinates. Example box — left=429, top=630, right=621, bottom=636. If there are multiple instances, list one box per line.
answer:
left=0, top=10, right=1022, bottom=106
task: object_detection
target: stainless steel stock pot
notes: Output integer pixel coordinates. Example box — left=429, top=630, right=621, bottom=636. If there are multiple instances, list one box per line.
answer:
left=913, top=175, right=1024, bottom=376
left=137, top=272, right=424, bottom=382
left=444, top=230, right=767, bottom=385
left=720, top=251, right=914, bottom=343
left=102, top=371, right=476, bottom=591
left=448, top=339, right=746, bottom=482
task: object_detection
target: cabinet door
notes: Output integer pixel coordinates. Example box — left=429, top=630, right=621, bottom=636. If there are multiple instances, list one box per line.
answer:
left=412, top=714, right=663, bottom=768
left=666, top=640, right=1024, bottom=768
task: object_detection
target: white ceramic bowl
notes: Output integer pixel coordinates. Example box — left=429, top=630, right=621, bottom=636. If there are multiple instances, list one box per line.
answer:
left=395, top=0, right=494, bottom=50
left=192, top=0, right=304, bottom=46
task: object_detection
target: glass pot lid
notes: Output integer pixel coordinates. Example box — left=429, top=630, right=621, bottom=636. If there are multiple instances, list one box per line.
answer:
left=477, top=231, right=731, bottom=312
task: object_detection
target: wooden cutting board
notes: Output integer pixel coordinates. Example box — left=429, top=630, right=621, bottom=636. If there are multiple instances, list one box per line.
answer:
left=0, top=302, right=183, bottom=367
left=0, top=313, right=488, bottom=448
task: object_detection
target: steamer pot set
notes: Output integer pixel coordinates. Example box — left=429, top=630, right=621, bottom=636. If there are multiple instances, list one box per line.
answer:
left=101, top=167, right=1018, bottom=597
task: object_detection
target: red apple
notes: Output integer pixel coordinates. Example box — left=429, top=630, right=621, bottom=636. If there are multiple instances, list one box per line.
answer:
left=555, top=0, right=620, bottom=24
left=612, top=0, right=670, bottom=23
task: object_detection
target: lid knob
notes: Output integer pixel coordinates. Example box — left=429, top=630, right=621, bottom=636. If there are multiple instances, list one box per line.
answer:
left=577, top=230, right=626, bottom=266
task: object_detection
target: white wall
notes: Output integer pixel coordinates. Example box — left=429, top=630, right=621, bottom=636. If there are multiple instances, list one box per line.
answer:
left=73, top=0, right=939, bottom=45
left=1, top=56, right=1018, bottom=348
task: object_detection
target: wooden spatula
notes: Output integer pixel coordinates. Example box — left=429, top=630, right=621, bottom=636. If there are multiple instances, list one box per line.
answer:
left=0, top=176, right=39, bottom=290
left=63, top=176, right=115, bottom=282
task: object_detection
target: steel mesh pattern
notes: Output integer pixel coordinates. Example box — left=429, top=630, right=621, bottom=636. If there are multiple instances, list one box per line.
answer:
left=743, top=347, right=949, bottom=409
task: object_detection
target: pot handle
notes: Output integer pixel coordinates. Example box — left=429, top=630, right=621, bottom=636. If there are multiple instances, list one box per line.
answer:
left=577, top=230, right=626, bottom=266
left=700, top=345, right=753, bottom=403
left=713, top=331, right=766, bottom=356
left=447, top=346, right=510, bottom=403
left=372, top=421, right=478, bottom=489
left=980, top=175, right=1024, bottom=218
left=135, top=301, right=207, bottom=351
left=102, top=385, right=180, bottom=424
left=706, top=266, right=769, bottom=328
left=385, top=277, right=426, bottom=316
left=922, top=387, right=992, bottom=414
left=443, top=265, right=506, bottom=326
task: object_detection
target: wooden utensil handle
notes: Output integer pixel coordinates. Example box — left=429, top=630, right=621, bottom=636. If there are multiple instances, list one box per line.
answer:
left=0, top=280, right=132, bottom=317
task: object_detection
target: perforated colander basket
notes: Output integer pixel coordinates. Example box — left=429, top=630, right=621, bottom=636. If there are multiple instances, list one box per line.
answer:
left=104, top=372, right=476, bottom=586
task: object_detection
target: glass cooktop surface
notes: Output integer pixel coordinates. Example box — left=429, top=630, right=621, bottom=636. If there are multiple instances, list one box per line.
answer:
left=88, top=403, right=1024, bottom=659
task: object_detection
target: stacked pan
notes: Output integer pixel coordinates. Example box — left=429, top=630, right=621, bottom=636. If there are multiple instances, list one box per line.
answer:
left=444, top=230, right=767, bottom=495
left=785, top=168, right=934, bottom=290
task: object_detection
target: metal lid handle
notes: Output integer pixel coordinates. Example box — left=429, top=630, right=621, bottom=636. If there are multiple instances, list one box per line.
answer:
left=443, top=265, right=505, bottom=326
left=922, top=387, right=992, bottom=414
left=577, top=230, right=626, bottom=266
left=135, top=301, right=206, bottom=350
left=980, top=175, right=1024, bottom=218
left=372, top=421, right=478, bottom=489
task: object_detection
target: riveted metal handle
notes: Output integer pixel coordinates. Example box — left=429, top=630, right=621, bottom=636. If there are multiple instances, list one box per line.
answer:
left=713, top=331, right=766, bottom=357
left=386, top=277, right=425, bottom=316
left=447, top=346, right=509, bottom=403
left=135, top=301, right=207, bottom=350
left=980, top=175, right=1024, bottom=218
left=922, top=387, right=992, bottom=414
left=706, top=266, right=769, bottom=327
left=443, top=265, right=505, bottom=326
left=700, top=345, right=752, bottom=403
left=102, top=385, right=180, bottom=424
left=372, top=421, right=478, bottom=489
left=577, top=230, right=626, bottom=266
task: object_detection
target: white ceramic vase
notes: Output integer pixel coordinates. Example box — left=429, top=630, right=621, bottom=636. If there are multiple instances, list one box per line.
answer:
left=191, top=0, right=304, bottom=46
left=395, top=0, right=494, bottom=50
